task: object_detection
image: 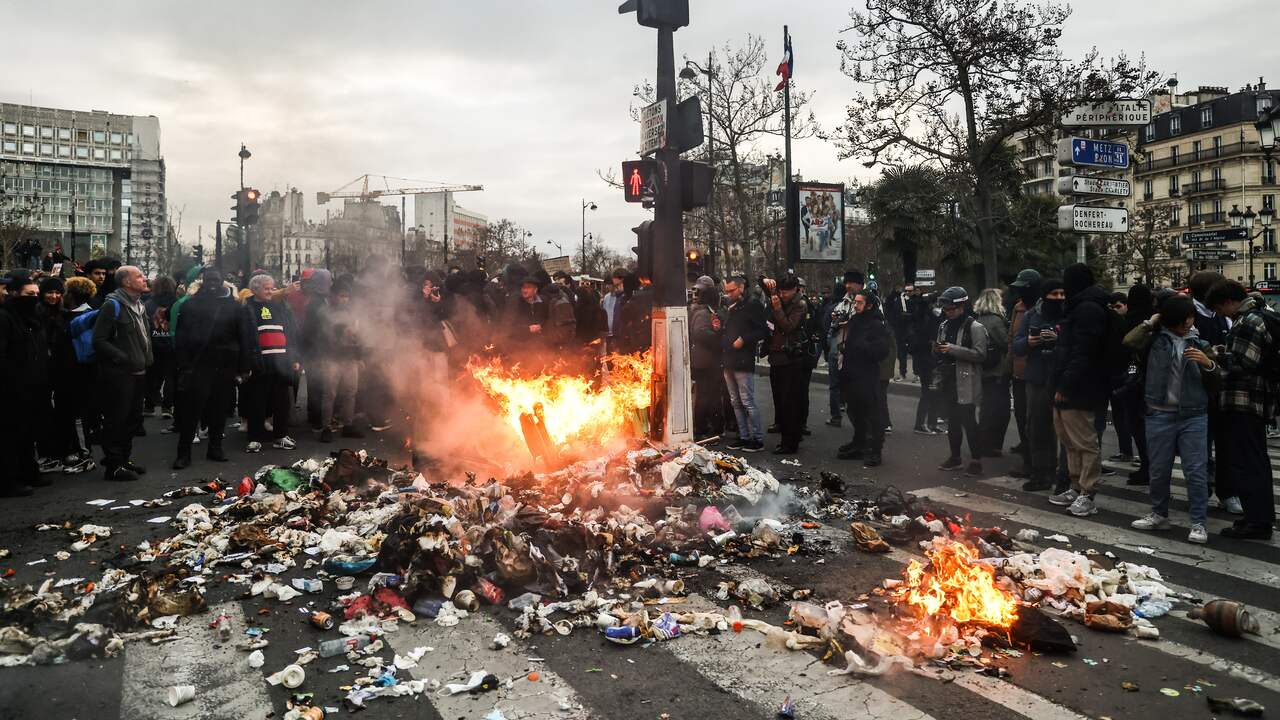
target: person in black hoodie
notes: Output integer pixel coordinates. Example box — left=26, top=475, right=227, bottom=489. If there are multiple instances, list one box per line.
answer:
left=837, top=291, right=891, bottom=466
left=1119, top=284, right=1155, bottom=488
left=144, top=276, right=178, bottom=420
left=34, top=277, right=68, bottom=473
left=1048, top=263, right=1112, bottom=516
left=1187, top=270, right=1237, bottom=513
left=689, top=276, right=723, bottom=440
left=0, top=276, right=50, bottom=496
left=172, top=269, right=253, bottom=468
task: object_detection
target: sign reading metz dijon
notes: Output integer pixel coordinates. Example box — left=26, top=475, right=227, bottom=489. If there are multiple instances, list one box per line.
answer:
left=1057, top=205, right=1129, bottom=234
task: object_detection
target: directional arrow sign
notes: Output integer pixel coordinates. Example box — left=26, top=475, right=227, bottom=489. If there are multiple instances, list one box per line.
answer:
left=1186, top=247, right=1238, bottom=261
left=1055, top=176, right=1131, bottom=197
left=1061, top=99, right=1152, bottom=127
left=1181, top=228, right=1248, bottom=246
left=1057, top=137, right=1129, bottom=169
left=1057, top=205, right=1129, bottom=234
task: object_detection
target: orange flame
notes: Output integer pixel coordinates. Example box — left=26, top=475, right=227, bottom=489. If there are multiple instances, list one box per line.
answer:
left=468, top=352, right=652, bottom=449
left=896, top=538, right=1018, bottom=629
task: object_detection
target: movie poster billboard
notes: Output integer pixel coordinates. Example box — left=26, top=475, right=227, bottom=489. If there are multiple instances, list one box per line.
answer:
left=794, top=182, right=844, bottom=262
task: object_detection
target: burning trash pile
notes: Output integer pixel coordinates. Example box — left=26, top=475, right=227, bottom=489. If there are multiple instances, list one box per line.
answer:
left=0, top=442, right=785, bottom=691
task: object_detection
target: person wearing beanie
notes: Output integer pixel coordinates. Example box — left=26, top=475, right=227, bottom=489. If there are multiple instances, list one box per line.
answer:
left=1047, top=263, right=1111, bottom=516
left=1007, top=268, right=1042, bottom=476
left=933, top=286, right=987, bottom=475
left=1014, top=277, right=1064, bottom=492
left=689, top=280, right=724, bottom=440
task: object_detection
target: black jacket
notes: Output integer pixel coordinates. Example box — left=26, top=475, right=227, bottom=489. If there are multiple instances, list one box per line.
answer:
left=0, top=305, right=49, bottom=399
left=244, top=297, right=297, bottom=376
left=720, top=295, right=768, bottom=372
left=616, top=287, right=653, bottom=356
left=1052, top=285, right=1111, bottom=410
left=839, top=310, right=890, bottom=386
left=689, top=302, right=722, bottom=370
left=175, top=290, right=253, bottom=371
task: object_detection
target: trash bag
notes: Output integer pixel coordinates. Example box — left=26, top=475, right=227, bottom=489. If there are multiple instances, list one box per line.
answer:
left=850, top=523, right=890, bottom=553
left=263, top=468, right=308, bottom=493
left=1009, top=606, right=1076, bottom=653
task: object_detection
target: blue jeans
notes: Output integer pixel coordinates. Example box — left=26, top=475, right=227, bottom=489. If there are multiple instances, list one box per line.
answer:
left=826, top=350, right=842, bottom=420
left=1145, top=410, right=1209, bottom=525
left=723, top=369, right=763, bottom=442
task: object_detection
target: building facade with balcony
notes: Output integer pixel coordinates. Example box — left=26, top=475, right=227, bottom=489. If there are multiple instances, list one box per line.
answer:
left=0, top=103, right=165, bottom=267
left=1136, top=83, right=1280, bottom=285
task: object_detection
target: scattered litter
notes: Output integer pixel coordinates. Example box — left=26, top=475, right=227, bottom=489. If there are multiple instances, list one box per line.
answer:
left=779, top=458, right=801, bottom=466
left=1015, top=529, right=1040, bottom=542
left=1187, top=599, right=1261, bottom=637
left=1160, top=688, right=1181, bottom=697
left=1206, top=697, right=1265, bottom=716
left=167, top=685, right=196, bottom=707
left=146, top=516, right=171, bottom=524
left=1045, top=534, right=1070, bottom=543
left=86, top=499, right=115, bottom=506
left=1121, top=681, right=1139, bottom=692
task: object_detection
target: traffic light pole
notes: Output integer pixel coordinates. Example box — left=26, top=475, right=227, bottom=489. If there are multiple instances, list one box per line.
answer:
left=650, top=24, right=693, bottom=447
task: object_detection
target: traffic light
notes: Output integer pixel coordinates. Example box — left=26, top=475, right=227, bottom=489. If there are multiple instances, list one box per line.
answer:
left=866, top=261, right=879, bottom=292
left=231, top=191, right=243, bottom=226
left=680, top=160, right=714, bottom=211
left=685, top=249, right=703, bottom=282
left=622, top=160, right=659, bottom=203
left=617, top=0, right=688, bottom=29
left=242, top=188, right=261, bottom=226
left=631, top=220, right=655, bottom=282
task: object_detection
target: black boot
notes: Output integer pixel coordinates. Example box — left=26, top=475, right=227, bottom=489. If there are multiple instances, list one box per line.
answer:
left=863, top=451, right=882, bottom=468
left=172, top=444, right=192, bottom=470
left=207, top=442, right=228, bottom=462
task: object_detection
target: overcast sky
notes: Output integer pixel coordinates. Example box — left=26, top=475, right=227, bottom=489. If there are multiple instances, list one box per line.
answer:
left=3, top=0, right=1272, bottom=261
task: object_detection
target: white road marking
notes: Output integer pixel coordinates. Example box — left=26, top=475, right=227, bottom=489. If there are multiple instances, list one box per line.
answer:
left=120, top=602, right=272, bottom=720
left=950, top=671, right=1090, bottom=720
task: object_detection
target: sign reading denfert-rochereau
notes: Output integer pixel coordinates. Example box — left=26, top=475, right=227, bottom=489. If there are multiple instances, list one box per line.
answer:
left=1061, top=99, right=1152, bottom=127
left=1057, top=204, right=1129, bottom=233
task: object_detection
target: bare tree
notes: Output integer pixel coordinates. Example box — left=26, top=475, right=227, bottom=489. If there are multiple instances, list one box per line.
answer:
left=473, top=219, right=531, bottom=270
left=616, top=34, right=819, bottom=278
left=1108, top=202, right=1181, bottom=287
left=153, top=203, right=186, bottom=278
left=834, top=0, right=1158, bottom=287
left=0, top=175, right=47, bottom=269
left=577, top=235, right=631, bottom=278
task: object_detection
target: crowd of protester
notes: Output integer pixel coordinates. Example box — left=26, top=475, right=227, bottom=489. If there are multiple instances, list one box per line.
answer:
left=688, top=264, right=1278, bottom=543
left=2, top=252, right=1276, bottom=544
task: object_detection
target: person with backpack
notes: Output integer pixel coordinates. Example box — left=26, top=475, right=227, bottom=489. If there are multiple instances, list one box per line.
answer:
left=973, top=288, right=1011, bottom=458
left=764, top=275, right=809, bottom=455
left=90, top=265, right=152, bottom=482
left=1048, top=263, right=1112, bottom=517
left=1122, top=295, right=1218, bottom=544
left=1206, top=279, right=1277, bottom=539
left=934, top=286, right=987, bottom=474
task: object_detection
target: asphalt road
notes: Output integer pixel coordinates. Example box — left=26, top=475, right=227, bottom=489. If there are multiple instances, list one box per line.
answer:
left=1, top=377, right=1277, bottom=720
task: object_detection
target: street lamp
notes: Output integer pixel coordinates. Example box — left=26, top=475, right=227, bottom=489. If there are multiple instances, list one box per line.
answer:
left=580, top=199, right=596, bottom=269
left=238, top=144, right=252, bottom=190
left=1257, top=105, right=1279, bottom=155
left=1232, top=204, right=1274, bottom=287
left=681, top=52, right=717, bottom=275
left=547, top=239, right=563, bottom=254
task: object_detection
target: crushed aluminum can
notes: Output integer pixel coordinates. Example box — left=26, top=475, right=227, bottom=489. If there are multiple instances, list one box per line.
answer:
left=604, top=625, right=641, bottom=644
left=473, top=577, right=504, bottom=606
left=651, top=612, right=681, bottom=641
left=309, top=610, right=335, bottom=631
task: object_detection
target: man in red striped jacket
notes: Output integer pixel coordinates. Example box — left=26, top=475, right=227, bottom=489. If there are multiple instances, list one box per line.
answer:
left=243, top=274, right=299, bottom=452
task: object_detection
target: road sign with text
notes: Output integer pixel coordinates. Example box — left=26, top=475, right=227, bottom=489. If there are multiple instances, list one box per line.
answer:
left=1057, top=137, right=1129, bottom=169
left=1180, top=228, right=1247, bottom=246
left=1061, top=99, right=1152, bottom=127
left=1057, top=205, right=1129, bottom=234
left=1186, top=247, right=1237, bottom=261
left=639, top=99, right=668, bottom=156
left=1056, top=176, right=1131, bottom=197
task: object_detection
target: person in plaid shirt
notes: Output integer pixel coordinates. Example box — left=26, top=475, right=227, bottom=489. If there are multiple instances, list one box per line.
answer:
left=1206, top=279, right=1277, bottom=539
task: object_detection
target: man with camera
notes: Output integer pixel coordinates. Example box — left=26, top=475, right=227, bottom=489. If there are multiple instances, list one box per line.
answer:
left=763, top=275, right=809, bottom=455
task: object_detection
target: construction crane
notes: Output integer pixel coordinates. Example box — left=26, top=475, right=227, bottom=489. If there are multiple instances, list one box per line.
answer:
left=316, top=174, right=483, bottom=264
left=315, top=174, right=482, bottom=204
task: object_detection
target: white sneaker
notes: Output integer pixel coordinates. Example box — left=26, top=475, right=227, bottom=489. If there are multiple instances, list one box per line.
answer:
left=272, top=436, right=296, bottom=450
left=1068, top=495, right=1098, bottom=517
left=1131, top=513, right=1171, bottom=531
left=1188, top=524, right=1208, bottom=544
left=1268, top=428, right=1280, bottom=439
left=245, top=441, right=263, bottom=454
left=193, top=434, right=202, bottom=445
left=1223, top=496, right=1244, bottom=515
left=37, top=457, right=63, bottom=474
left=1049, top=489, right=1079, bottom=507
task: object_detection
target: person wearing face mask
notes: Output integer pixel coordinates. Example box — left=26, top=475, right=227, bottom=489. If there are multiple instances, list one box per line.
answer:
left=1013, top=278, right=1065, bottom=492
left=909, top=289, right=944, bottom=433
left=0, top=276, right=50, bottom=496
left=933, top=286, right=988, bottom=475
left=1006, top=269, right=1041, bottom=476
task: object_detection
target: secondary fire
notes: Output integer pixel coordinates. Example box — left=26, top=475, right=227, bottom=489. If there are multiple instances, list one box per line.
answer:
left=468, top=351, right=653, bottom=458
left=895, top=538, right=1019, bottom=629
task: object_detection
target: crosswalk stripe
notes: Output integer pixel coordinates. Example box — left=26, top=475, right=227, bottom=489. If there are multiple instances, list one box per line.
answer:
left=381, top=608, right=589, bottom=718
left=979, top=477, right=1279, bottom=547
left=949, top=672, right=1090, bottom=720
left=720, top=529, right=1280, bottom=696
left=1141, top=482, right=1280, bottom=514
left=910, top=487, right=1280, bottom=588
left=1104, top=460, right=1280, bottom=497
left=662, top=593, right=939, bottom=720
left=120, top=601, right=272, bottom=720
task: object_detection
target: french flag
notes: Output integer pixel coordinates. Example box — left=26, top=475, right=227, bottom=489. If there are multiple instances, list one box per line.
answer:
left=775, top=31, right=793, bottom=92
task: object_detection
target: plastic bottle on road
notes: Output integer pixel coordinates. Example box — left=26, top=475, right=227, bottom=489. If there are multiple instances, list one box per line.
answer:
left=726, top=605, right=744, bottom=633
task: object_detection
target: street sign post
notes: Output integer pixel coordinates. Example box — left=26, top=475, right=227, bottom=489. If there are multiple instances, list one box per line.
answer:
left=915, top=269, right=935, bottom=280
left=639, top=99, right=668, bottom=156
left=1061, top=99, right=1152, bottom=127
left=1057, top=205, right=1129, bottom=234
left=1180, top=228, right=1248, bottom=246
left=1186, top=248, right=1238, bottom=262
left=1056, top=137, right=1129, bottom=169
left=1055, top=176, right=1131, bottom=197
